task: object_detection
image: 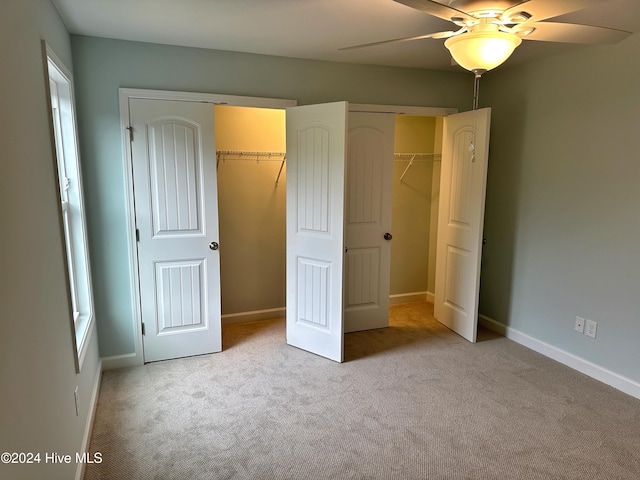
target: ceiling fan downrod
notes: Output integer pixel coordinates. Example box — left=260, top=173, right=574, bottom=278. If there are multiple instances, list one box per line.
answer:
left=472, top=69, right=485, bottom=110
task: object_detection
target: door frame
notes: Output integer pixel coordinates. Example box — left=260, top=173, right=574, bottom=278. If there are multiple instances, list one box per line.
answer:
left=117, top=88, right=457, bottom=368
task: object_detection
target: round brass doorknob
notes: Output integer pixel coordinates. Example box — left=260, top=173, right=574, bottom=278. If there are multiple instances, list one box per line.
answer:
left=209, top=241, right=219, bottom=251
left=384, top=233, right=392, bottom=241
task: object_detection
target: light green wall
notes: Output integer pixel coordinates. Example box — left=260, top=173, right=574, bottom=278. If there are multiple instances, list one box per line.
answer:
left=0, top=2, right=101, bottom=479
left=481, top=34, right=640, bottom=383
left=70, top=35, right=471, bottom=358
left=391, top=116, right=437, bottom=295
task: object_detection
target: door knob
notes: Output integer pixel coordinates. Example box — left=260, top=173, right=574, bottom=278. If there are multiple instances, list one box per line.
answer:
left=384, top=233, right=392, bottom=241
left=209, top=241, right=219, bottom=251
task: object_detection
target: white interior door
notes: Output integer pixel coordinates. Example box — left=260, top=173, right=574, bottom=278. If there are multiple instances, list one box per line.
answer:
left=285, top=102, right=348, bottom=362
left=344, top=112, right=395, bottom=333
left=130, top=98, right=222, bottom=362
left=434, top=108, right=491, bottom=342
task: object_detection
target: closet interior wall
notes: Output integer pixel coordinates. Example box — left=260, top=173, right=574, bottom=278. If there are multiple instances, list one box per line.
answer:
left=391, top=116, right=442, bottom=302
left=214, top=105, right=286, bottom=321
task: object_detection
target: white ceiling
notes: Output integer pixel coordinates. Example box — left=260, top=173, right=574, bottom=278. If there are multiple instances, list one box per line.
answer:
left=51, top=0, right=640, bottom=72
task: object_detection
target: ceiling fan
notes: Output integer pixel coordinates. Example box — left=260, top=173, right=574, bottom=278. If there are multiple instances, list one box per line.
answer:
left=341, top=0, right=631, bottom=75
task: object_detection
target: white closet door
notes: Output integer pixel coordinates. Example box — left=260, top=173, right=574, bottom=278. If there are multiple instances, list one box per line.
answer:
left=344, top=112, right=395, bottom=332
left=285, top=102, right=348, bottom=362
left=130, top=98, right=222, bottom=362
left=434, top=108, right=491, bottom=342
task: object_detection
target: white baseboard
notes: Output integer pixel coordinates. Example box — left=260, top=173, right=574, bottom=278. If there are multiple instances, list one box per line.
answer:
left=479, top=315, right=640, bottom=400
left=389, top=292, right=430, bottom=305
left=222, top=307, right=286, bottom=325
left=75, top=359, right=102, bottom=480
left=101, top=352, right=139, bottom=371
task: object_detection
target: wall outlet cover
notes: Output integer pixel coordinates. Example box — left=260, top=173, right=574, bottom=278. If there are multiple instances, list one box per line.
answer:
left=585, top=319, right=597, bottom=339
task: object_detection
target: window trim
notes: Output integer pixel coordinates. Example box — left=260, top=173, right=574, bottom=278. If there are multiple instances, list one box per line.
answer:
left=43, top=42, right=95, bottom=373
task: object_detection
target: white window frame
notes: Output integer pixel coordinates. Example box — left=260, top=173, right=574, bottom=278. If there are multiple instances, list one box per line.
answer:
left=44, top=43, right=95, bottom=372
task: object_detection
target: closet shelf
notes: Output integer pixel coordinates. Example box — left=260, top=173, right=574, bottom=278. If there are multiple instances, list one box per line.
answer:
left=394, top=153, right=442, bottom=162
left=216, top=150, right=287, bottom=186
left=395, top=153, right=442, bottom=184
left=216, top=150, right=286, bottom=162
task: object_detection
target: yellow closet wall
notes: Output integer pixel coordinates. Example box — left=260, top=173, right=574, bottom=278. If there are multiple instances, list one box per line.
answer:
left=214, top=105, right=286, bottom=316
left=391, top=116, right=438, bottom=298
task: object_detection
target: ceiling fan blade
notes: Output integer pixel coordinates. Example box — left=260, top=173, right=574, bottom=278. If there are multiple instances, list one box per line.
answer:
left=515, top=22, right=631, bottom=44
left=393, top=0, right=476, bottom=24
left=503, top=0, right=606, bottom=23
left=338, top=30, right=461, bottom=51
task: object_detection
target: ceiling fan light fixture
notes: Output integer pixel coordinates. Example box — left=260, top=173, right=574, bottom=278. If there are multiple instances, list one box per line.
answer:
left=444, top=29, right=522, bottom=73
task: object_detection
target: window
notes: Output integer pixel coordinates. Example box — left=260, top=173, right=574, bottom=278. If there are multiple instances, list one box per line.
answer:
left=45, top=44, right=95, bottom=371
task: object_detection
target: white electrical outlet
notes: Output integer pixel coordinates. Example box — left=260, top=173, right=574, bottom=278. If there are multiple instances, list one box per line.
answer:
left=574, top=316, right=585, bottom=333
left=585, top=319, right=597, bottom=339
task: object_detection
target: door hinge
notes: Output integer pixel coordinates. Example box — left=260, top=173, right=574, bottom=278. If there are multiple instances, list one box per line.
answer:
left=136, top=228, right=140, bottom=242
left=126, top=126, right=133, bottom=142
left=141, top=322, right=145, bottom=335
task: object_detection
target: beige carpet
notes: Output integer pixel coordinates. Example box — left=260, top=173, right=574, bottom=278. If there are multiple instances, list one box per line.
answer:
left=84, top=302, right=640, bottom=479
